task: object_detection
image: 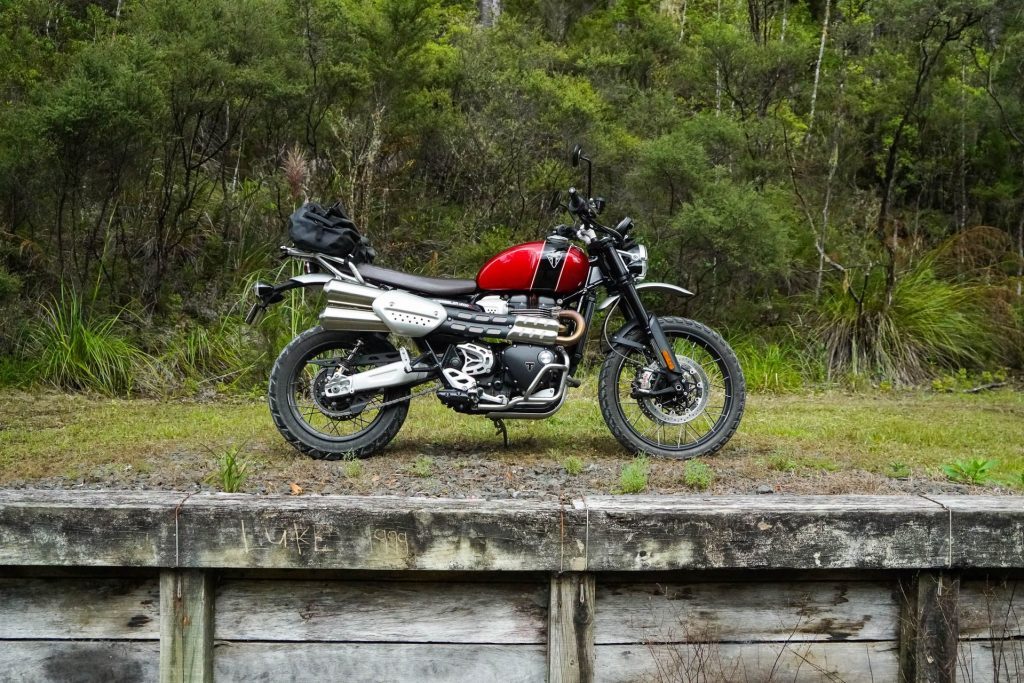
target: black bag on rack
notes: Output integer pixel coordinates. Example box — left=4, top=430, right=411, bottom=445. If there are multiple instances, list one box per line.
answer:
left=288, top=202, right=375, bottom=263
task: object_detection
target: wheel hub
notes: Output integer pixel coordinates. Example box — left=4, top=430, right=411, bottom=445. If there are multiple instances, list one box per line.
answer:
left=312, top=368, right=367, bottom=420
left=636, top=356, right=710, bottom=424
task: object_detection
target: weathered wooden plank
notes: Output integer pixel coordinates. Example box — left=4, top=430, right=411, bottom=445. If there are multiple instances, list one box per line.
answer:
left=174, top=494, right=584, bottom=571
left=0, top=641, right=159, bottom=682
left=958, top=640, right=1024, bottom=682
left=5, top=491, right=1024, bottom=571
left=0, top=490, right=180, bottom=567
left=212, top=642, right=545, bottom=682
left=0, top=491, right=585, bottom=570
left=160, top=569, right=213, bottom=683
left=898, top=571, right=960, bottom=683
left=0, top=577, right=159, bottom=639
left=933, top=496, right=1024, bottom=568
left=581, top=495, right=951, bottom=570
left=595, top=581, right=898, bottom=643
left=215, top=579, right=546, bottom=643
left=549, top=573, right=596, bottom=683
left=594, top=641, right=899, bottom=682
left=959, top=579, right=1024, bottom=640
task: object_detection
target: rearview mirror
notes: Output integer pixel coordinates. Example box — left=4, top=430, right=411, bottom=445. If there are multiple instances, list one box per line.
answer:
left=571, top=144, right=584, bottom=168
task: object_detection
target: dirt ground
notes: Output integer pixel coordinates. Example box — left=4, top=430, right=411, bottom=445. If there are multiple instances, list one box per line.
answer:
left=2, top=388, right=1022, bottom=499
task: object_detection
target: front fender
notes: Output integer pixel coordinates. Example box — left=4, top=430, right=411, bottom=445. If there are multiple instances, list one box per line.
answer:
left=596, top=282, right=693, bottom=312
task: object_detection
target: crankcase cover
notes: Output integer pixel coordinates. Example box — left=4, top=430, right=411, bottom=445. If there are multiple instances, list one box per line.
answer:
left=502, top=344, right=556, bottom=390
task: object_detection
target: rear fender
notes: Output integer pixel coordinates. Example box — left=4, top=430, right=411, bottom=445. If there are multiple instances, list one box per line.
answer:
left=245, top=273, right=334, bottom=324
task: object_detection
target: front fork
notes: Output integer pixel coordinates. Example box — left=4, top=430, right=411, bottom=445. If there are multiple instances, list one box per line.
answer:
left=600, top=248, right=683, bottom=379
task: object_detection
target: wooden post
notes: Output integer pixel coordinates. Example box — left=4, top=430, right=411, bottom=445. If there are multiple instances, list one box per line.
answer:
left=160, top=569, right=214, bottom=683
left=898, top=571, right=960, bottom=683
left=548, top=572, right=595, bottom=683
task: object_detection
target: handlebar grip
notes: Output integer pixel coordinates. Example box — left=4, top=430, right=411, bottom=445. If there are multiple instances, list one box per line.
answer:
left=567, top=188, right=587, bottom=214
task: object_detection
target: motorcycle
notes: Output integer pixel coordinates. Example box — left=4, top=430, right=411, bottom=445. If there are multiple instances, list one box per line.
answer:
left=247, top=145, right=745, bottom=459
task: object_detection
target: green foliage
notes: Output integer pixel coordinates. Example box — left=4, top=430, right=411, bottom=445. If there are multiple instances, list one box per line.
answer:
left=161, top=321, right=258, bottom=393
left=409, top=456, right=434, bottom=478
left=682, top=460, right=714, bottom=491
left=766, top=454, right=798, bottom=472
left=931, top=368, right=1008, bottom=392
left=206, top=444, right=249, bottom=493
left=734, top=339, right=807, bottom=393
left=817, top=258, right=1008, bottom=384
left=29, top=289, right=150, bottom=396
left=562, top=455, right=584, bottom=476
left=1, top=0, right=1024, bottom=390
left=343, top=460, right=363, bottom=479
left=887, top=461, right=912, bottom=479
left=618, top=454, right=649, bottom=494
left=942, top=458, right=996, bottom=486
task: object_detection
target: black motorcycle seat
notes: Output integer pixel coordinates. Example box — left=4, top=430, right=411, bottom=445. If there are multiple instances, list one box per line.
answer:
left=356, top=264, right=478, bottom=296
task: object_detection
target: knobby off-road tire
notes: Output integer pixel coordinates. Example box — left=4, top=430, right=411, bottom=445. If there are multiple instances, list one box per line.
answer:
left=598, top=316, right=746, bottom=459
left=268, top=327, right=410, bottom=460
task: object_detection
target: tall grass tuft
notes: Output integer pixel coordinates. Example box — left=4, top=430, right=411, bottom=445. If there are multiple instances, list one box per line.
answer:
left=30, top=289, right=149, bottom=396
left=162, top=321, right=257, bottom=392
left=734, top=338, right=807, bottom=393
left=816, top=258, right=1007, bottom=384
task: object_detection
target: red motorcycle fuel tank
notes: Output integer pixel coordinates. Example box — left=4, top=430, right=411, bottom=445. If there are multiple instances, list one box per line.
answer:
left=476, top=237, right=589, bottom=294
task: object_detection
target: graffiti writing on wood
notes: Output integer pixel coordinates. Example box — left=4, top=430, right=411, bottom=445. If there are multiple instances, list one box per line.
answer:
left=239, top=519, right=336, bottom=555
left=368, top=528, right=409, bottom=557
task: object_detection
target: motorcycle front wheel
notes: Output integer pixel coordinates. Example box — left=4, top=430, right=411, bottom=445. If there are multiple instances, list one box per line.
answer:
left=598, top=316, right=745, bottom=459
left=268, top=327, right=410, bottom=459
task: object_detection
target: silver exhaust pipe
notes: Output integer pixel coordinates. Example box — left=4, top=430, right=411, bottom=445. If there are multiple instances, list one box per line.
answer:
left=319, top=306, right=390, bottom=332
left=320, top=279, right=390, bottom=332
left=323, top=279, right=383, bottom=308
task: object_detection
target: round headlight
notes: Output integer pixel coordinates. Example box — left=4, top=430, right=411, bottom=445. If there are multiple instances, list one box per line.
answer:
left=620, top=244, right=648, bottom=281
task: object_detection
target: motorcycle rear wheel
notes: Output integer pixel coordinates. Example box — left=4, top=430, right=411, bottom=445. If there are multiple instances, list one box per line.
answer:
left=268, top=327, right=409, bottom=459
left=598, top=316, right=745, bottom=459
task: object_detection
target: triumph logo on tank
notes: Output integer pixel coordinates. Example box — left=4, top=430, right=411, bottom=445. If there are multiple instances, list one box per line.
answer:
left=546, top=251, right=563, bottom=269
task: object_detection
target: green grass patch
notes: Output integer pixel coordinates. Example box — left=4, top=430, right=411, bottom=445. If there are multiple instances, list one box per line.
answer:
left=683, top=460, right=714, bottom=490
left=0, top=389, right=1022, bottom=492
left=563, top=455, right=585, bottom=476
left=409, top=456, right=434, bottom=478
left=618, top=454, right=649, bottom=494
left=204, top=443, right=249, bottom=493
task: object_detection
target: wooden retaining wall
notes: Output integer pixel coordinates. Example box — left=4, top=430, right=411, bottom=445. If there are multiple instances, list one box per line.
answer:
left=1, top=491, right=1023, bottom=682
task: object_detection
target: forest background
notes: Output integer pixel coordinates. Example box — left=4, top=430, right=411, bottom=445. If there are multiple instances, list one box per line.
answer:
left=1, top=0, right=1023, bottom=397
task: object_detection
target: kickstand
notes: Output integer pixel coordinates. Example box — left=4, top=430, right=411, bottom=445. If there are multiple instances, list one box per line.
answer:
left=492, top=418, right=509, bottom=448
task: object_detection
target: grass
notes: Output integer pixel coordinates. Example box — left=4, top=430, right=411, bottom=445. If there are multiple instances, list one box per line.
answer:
left=619, top=454, right=649, bottom=494
left=205, top=443, right=249, bottom=493
left=563, top=455, right=585, bottom=476
left=683, top=460, right=714, bottom=490
left=30, top=290, right=150, bottom=396
left=816, top=251, right=1015, bottom=384
left=343, top=460, right=363, bottom=478
left=409, top=456, right=434, bottom=478
left=0, top=388, right=1022, bottom=493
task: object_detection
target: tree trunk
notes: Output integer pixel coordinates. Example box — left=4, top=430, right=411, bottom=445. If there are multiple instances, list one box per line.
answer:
left=816, top=135, right=840, bottom=301
left=806, top=0, right=831, bottom=142
left=479, top=0, right=501, bottom=27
